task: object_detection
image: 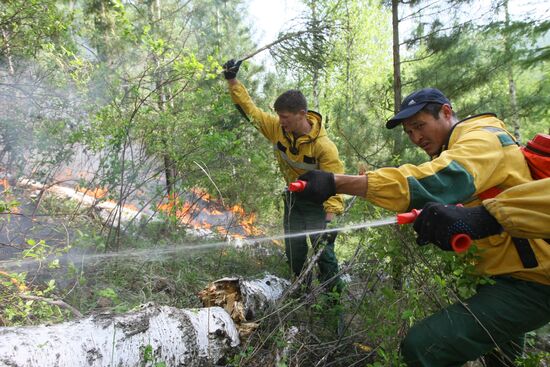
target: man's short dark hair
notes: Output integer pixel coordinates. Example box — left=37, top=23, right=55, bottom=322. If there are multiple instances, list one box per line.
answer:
left=421, top=103, right=443, bottom=119
left=421, top=103, right=457, bottom=120
left=274, top=90, right=307, bottom=113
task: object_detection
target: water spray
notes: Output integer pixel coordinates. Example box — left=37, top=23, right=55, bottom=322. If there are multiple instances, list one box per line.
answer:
left=288, top=180, right=473, bottom=253
left=0, top=216, right=401, bottom=272
left=0, top=179, right=472, bottom=272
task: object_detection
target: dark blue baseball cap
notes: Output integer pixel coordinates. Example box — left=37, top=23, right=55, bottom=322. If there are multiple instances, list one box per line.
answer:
left=386, top=88, right=451, bottom=129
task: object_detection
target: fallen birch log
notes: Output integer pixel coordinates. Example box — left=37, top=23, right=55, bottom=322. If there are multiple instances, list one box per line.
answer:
left=0, top=304, right=239, bottom=367
left=198, top=274, right=290, bottom=337
left=0, top=275, right=290, bottom=367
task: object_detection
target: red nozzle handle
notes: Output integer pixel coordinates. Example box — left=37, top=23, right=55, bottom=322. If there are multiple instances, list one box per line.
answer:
left=396, top=208, right=473, bottom=253
left=448, top=204, right=472, bottom=253
left=451, top=233, right=472, bottom=253
left=396, top=209, right=421, bottom=224
left=289, top=180, right=307, bottom=192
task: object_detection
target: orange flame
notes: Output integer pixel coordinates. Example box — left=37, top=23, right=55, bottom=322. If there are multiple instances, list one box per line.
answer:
left=158, top=190, right=261, bottom=239
left=157, top=195, right=200, bottom=226
left=230, top=204, right=260, bottom=236
left=0, top=178, right=9, bottom=191
left=0, top=178, right=20, bottom=213
left=191, top=187, right=212, bottom=201
left=76, top=186, right=108, bottom=199
left=76, top=186, right=139, bottom=213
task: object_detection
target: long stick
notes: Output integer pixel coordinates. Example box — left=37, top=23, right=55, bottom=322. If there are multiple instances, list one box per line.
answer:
left=237, top=30, right=308, bottom=62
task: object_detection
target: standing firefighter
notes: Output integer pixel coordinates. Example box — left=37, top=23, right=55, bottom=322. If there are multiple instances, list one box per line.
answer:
left=294, top=88, right=550, bottom=366
left=222, top=59, right=345, bottom=293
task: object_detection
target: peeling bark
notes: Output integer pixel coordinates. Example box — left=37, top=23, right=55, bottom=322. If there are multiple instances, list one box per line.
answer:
left=0, top=304, right=239, bottom=367
left=198, top=274, right=290, bottom=337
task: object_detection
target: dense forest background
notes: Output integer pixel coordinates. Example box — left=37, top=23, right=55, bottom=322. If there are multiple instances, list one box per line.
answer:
left=1, top=0, right=549, bottom=366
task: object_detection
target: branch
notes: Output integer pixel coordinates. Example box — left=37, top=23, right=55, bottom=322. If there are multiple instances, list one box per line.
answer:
left=19, top=294, right=83, bottom=318
left=238, top=31, right=308, bottom=62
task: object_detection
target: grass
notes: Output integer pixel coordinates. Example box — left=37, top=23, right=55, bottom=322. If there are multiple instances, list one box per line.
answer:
left=63, top=226, right=291, bottom=314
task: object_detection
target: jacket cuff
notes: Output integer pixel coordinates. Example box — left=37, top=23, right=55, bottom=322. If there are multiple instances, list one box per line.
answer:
left=483, top=198, right=512, bottom=231
left=323, top=196, right=345, bottom=215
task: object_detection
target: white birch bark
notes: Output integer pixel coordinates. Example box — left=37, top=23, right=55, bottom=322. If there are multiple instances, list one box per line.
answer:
left=199, top=274, right=290, bottom=337
left=0, top=275, right=290, bottom=366
left=0, top=304, right=239, bottom=367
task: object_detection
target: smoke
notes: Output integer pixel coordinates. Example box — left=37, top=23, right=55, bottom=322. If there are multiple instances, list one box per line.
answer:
left=0, top=62, right=89, bottom=179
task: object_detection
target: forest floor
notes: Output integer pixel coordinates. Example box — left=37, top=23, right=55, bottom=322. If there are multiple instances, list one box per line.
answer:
left=1, top=181, right=549, bottom=366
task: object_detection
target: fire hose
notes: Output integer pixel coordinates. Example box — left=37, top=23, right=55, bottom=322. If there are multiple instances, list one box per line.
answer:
left=288, top=180, right=472, bottom=253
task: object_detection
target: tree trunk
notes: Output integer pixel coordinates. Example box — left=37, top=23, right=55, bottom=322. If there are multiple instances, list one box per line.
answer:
left=507, top=72, right=520, bottom=141
left=390, top=0, right=405, bottom=291
left=1, top=27, right=15, bottom=75
left=0, top=304, right=239, bottom=367
left=149, top=0, right=176, bottom=196
left=311, top=0, right=321, bottom=111
left=504, top=0, right=521, bottom=142
left=391, top=0, right=404, bottom=155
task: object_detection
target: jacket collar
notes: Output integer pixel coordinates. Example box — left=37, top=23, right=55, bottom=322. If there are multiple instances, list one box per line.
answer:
left=436, top=113, right=497, bottom=157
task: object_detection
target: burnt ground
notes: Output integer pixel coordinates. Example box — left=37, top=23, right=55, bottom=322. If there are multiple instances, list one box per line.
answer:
left=0, top=185, right=74, bottom=260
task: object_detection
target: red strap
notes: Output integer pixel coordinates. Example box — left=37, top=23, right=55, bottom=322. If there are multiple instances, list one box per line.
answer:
left=478, top=186, right=503, bottom=200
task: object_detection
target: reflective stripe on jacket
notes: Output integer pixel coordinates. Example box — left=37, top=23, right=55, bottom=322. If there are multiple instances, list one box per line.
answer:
left=229, top=81, right=345, bottom=214
left=366, top=113, right=550, bottom=285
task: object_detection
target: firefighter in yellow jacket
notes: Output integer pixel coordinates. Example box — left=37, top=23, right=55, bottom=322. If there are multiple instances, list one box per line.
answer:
left=222, top=59, right=345, bottom=292
left=295, top=87, right=550, bottom=366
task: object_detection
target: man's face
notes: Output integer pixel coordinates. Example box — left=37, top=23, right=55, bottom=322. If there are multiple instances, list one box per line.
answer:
left=402, top=105, right=453, bottom=156
left=277, top=110, right=305, bottom=133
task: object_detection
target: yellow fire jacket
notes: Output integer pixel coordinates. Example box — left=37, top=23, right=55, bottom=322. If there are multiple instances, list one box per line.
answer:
left=483, top=178, right=550, bottom=239
left=229, top=81, right=345, bottom=215
left=366, top=113, right=550, bottom=285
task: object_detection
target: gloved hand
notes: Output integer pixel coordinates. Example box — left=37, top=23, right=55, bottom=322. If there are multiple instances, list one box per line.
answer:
left=413, top=202, right=503, bottom=251
left=320, top=220, right=338, bottom=245
left=222, top=59, right=242, bottom=80
left=312, top=221, right=338, bottom=248
left=296, top=170, right=336, bottom=204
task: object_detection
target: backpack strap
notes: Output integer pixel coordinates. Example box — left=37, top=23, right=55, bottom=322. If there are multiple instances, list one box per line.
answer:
left=511, top=237, right=539, bottom=268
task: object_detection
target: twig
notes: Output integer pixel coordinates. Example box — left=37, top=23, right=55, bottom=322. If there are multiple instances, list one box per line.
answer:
left=19, top=294, right=83, bottom=318
left=283, top=245, right=326, bottom=298
left=193, top=160, right=225, bottom=206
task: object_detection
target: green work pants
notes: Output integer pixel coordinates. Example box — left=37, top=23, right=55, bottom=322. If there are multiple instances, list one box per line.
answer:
left=401, top=276, right=550, bottom=366
left=283, top=191, right=341, bottom=291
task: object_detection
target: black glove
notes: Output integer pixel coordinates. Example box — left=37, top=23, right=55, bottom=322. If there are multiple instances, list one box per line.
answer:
left=296, top=170, right=336, bottom=204
left=222, top=59, right=242, bottom=80
left=413, top=202, right=503, bottom=251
